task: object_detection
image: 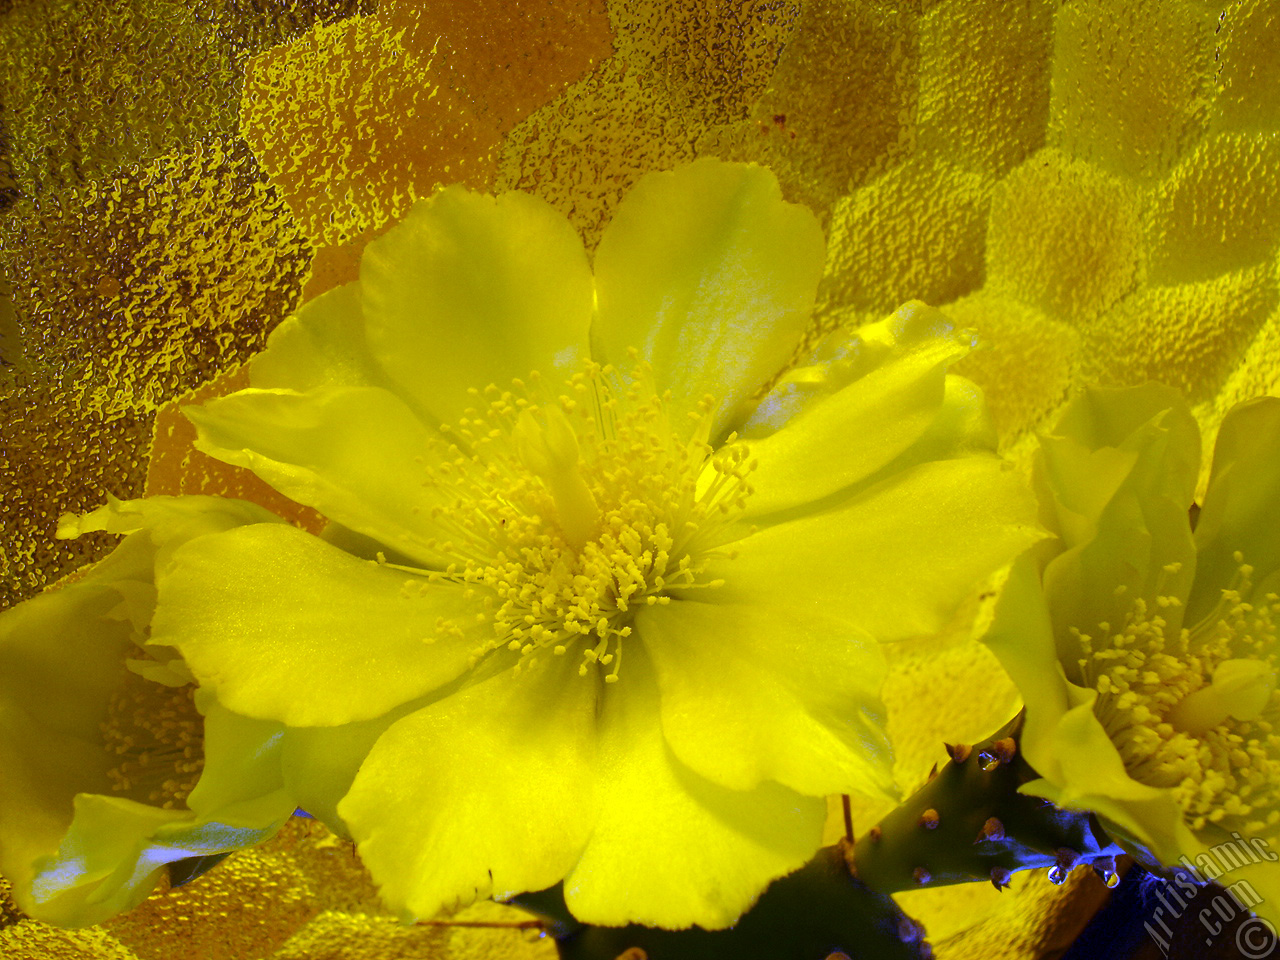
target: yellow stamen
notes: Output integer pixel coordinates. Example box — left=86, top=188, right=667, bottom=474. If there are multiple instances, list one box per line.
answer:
left=100, top=674, right=204, bottom=809
left=415, top=362, right=754, bottom=682
left=1168, top=658, right=1277, bottom=735
left=1081, top=559, right=1280, bottom=835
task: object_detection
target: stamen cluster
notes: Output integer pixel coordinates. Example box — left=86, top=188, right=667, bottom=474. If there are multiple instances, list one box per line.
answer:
left=402, top=363, right=755, bottom=682
left=1075, top=555, right=1280, bottom=835
left=100, top=674, right=204, bottom=808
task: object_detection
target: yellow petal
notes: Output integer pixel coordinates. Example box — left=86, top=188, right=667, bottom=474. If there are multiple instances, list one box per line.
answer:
left=702, top=457, right=1044, bottom=643
left=338, top=654, right=597, bottom=920
left=637, top=597, right=893, bottom=799
left=185, top=386, right=446, bottom=567
left=278, top=694, right=426, bottom=838
left=592, top=158, right=826, bottom=439
left=1190, top=397, right=1280, bottom=621
left=154, top=524, right=483, bottom=726
left=249, top=282, right=388, bottom=394
left=1023, top=698, right=1195, bottom=868
left=360, top=187, right=593, bottom=427
left=975, top=557, right=1074, bottom=779
left=743, top=302, right=981, bottom=518
left=184, top=690, right=292, bottom=829
left=0, top=579, right=131, bottom=917
left=563, top=646, right=825, bottom=931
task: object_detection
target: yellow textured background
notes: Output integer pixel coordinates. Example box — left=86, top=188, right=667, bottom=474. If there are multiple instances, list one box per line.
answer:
left=2, top=1, right=1278, bottom=957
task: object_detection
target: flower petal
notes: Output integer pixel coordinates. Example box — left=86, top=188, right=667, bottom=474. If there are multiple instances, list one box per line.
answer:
left=742, top=302, right=982, bottom=518
left=184, top=689, right=293, bottom=829
left=27, top=793, right=283, bottom=928
left=0, top=579, right=131, bottom=917
left=25, top=795, right=189, bottom=926
left=700, top=457, right=1044, bottom=643
left=185, top=386, right=445, bottom=566
left=1036, top=383, right=1198, bottom=551
left=338, top=655, right=597, bottom=920
left=1190, top=397, right=1280, bottom=621
left=975, top=558, right=1076, bottom=775
left=154, top=524, right=483, bottom=726
left=279, top=704, right=417, bottom=836
left=1, top=496, right=295, bottom=926
left=60, top=494, right=284, bottom=583
left=1022, top=697, right=1196, bottom=868
left=563, top=646, right=825, bottom=930
left=24, top=693, right=293, bottom=927
left=637, top=597, right=893, bottom=799
left=360, top=187, right=594, bottom=427
left=1036, top=387, right=1200, bottom=672
left=249, top=281, right=389, bottom=394
left=592, top=158, right=826, bottom=438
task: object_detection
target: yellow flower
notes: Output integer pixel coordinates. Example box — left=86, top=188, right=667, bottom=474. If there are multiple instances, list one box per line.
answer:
left=156, top=158, right=1043, bottom=928
left=0, top=496, right=295, bottom=927
left=982, top=384, right=1280, bottom=926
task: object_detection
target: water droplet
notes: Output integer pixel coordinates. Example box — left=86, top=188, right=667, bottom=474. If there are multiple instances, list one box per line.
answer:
left=978, top=750, right=999, bottom=771
left=1048, top=864, right=1069, bottom=885
left=1091, top=855, right=1118, bottom=887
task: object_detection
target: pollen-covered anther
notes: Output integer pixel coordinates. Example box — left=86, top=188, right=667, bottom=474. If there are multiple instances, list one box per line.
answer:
left=100, top=673, right=204, bottom=809
left=1167, top=658, right=1276, bottom=734
left=416, top=362, right=754, bottom=682
left=1081, top=555, right=1280, bottom=836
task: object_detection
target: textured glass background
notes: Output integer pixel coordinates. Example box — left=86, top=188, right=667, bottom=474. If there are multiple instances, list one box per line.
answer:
left=1, top=1, right=1276, bottom=957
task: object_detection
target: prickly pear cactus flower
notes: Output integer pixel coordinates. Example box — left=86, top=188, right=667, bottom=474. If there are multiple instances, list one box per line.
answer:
left=158, top=157, right=1042, bottom=929
left=982, top=384, right=1280, bottom=922
left=0, top=496, right=296, bottom=927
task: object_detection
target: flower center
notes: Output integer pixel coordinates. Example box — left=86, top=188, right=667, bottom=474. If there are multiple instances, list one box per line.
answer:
left=407, top=362, right=754, bottom=682
left=512, top=404, right=601, bottom=551
left=100, top=673, right=204, bottom=809
left=1075, top=555, right=1280, bottom=836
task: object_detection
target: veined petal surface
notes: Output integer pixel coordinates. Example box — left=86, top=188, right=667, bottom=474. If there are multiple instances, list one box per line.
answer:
left=592, top=159, right=826, bottom=439
left=743, top=302, right=979, bottom=518
left=186, top=386, right=445, bottom=565
left=155, top=524, right=483, bottom=726
left=563, top=647, right=825, bottom=930
left=637, top=598, right=893, bottom=799
left=338, top=655, right=597, bottom=920
left=700, top=457, right=1044, bottom=643
left=361, top=187, right=594, bottom=427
